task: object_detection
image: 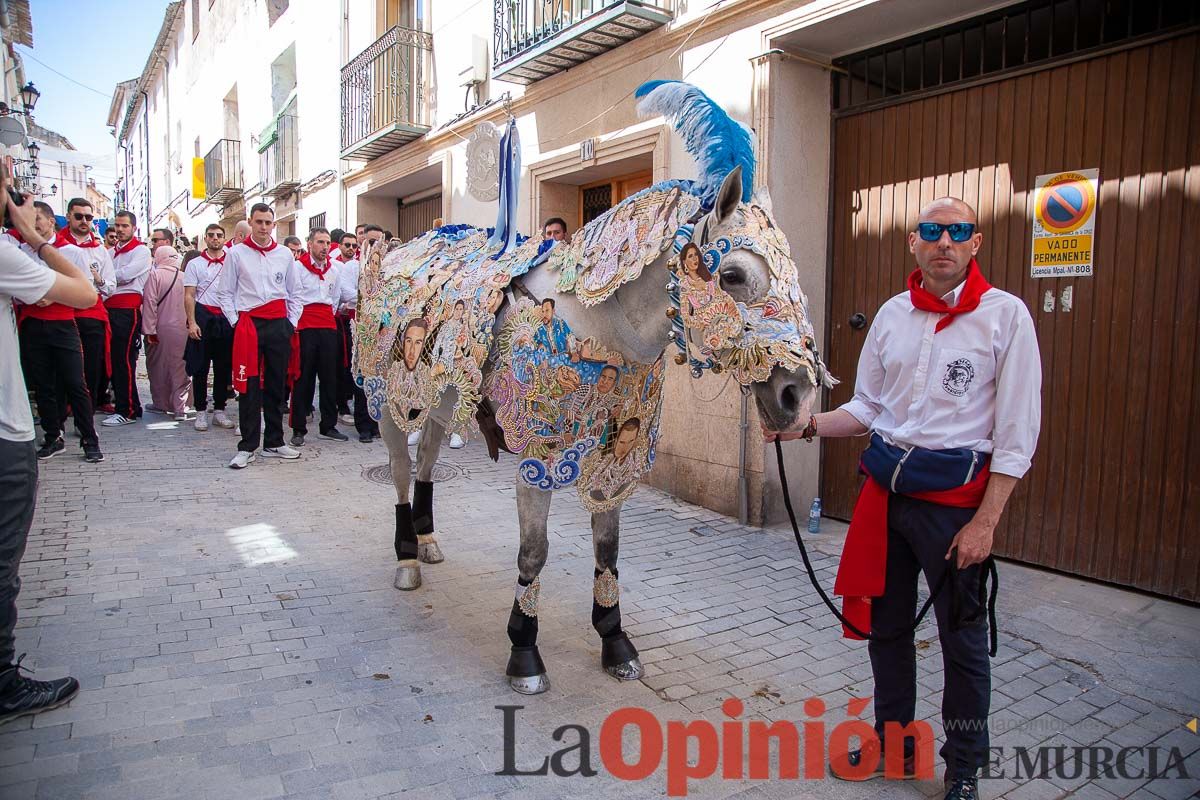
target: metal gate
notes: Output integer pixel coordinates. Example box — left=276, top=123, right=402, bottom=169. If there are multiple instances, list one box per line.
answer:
left=822, top=31, right=1200, bottom=600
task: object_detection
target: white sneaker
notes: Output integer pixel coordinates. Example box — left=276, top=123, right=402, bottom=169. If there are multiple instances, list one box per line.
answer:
left=194, top=411, right=209, bottom=431
left=407, top=430, right=421, bottom=446
left=102, top=414, right=136, bottom=427
left=262, top=444, right=301, bottom=459
left=339, top=413, right=355, bottom=425
left=212, top=410, right=235, bottom=429
left=448, top=433, right=465, bottom=449
left=235, top=425, right=241, bottom=436
left=229, top=451, right=255, bottom=469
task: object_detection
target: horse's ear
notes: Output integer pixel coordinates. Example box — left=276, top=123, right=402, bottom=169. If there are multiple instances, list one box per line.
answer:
left=713, top=165, right=743, bottom=226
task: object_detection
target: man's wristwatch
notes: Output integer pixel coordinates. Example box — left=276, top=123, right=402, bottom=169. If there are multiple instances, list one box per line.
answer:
left=800, top=414, right=817, bottom=442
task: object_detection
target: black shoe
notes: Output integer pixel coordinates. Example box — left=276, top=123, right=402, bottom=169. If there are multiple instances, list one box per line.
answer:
left=0, top=657, right=80, bottom=726
left=36, top=437, right=65, bottom=460
left=944, top=777, right=978, bottom=799
left=320, top=429, right=349, bottom=442
left=359, top=432, right=373, bottom=443
left=83, top=444, right=105, bottom=463
left=832, top=747, right=916, bottom=781
left=290, top=434, right=305, bottom=447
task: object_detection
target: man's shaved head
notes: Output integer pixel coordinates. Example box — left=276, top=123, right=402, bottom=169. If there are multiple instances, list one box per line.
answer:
left=918, top=197, right=978, bottom=225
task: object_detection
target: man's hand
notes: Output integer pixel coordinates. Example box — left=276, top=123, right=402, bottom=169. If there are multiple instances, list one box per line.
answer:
left=145, top=334, right=159, bottom=346
left=946, top=516, right=994, bottom=568
left=761, top=417, right=814, bottom=443
left=187, top=321, right=202, bottom=340
left=3, top=186, right=43, bottom=246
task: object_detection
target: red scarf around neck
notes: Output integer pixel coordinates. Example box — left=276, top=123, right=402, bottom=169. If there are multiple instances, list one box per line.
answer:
left=55, top=228, right=100, bottom=249
left=298, top=251, right=331, bottom=280
left=906, top=258, right=992, bottom=332
left=201, top=249, right=226, bottom=264
left=243, top=236, right=277, bottom=255
left=114, top=237, right=144, bottom=256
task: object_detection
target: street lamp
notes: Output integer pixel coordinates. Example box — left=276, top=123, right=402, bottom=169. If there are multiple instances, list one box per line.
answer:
left=18, top=82, right=39, bottom=114
left=27, top=140, right=39, bottom=160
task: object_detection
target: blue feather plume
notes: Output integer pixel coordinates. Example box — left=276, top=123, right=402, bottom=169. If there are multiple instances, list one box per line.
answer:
left=635, top=80, right=754, bottom=204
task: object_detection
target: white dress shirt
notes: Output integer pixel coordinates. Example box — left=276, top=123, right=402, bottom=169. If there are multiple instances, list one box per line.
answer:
left=215, top=240, right=303, bottom=327
left=57, top=234, right=115, bottom=298
left=839, top=282, right=1042, bottom=478
left=110, top=239, right=152, bottom=297
left=337, top=258, right=359, bottom=313
left=183, top=250, right=227, bottom=308
left=293, top=255, right=345, bottom=310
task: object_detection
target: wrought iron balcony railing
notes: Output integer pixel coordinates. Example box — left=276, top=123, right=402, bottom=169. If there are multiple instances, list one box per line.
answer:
left=341, top=25, right=433, bottom=161
left=260, top=109, right=299, bottom=198
left=493, top=0, right=675, bottom=84
left=204, top=139, right=243, bottom=205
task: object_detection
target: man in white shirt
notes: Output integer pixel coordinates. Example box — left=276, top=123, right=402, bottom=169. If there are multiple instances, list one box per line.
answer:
left=215, top=203, right=303, bottom=468
left=60, top=199, right=115, bottom=417
left=333, top=232, right=379, bottom=443
left=0, top=178, right=97, bottom=723
left=765, top=198, right=1041, bottom=800
left=183, top=224, right=235, bottom=432
left=103, top=210, right=152, bottom=426
left=288, top=227, right=348, bottom=446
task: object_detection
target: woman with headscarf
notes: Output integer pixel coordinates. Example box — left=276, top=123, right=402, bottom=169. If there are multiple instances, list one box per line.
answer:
left=141, top=246, right=192, bottom=418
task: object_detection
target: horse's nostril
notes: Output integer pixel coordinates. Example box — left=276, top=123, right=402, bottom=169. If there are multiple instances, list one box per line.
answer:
left=780, top=384, right=799, bottom=413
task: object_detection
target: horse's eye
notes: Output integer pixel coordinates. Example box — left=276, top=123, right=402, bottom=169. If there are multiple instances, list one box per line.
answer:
left=721, top=268, right=745, bottom=286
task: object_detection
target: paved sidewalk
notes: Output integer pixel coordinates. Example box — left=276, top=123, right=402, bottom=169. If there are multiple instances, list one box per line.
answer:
left=2, top=379, right=1197, bottom=799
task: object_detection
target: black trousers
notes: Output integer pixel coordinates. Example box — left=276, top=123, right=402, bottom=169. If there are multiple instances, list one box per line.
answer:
left=0, top=439, right=37, bottom=668
left=868, top=494, right=990, bottom=780
left=193, top=332, right=233, bottom=413
left=238, top=316, right=292, bottom=453
left=107, top=306, right=142, bottom=419
left=75, top=317, right=108, bottom=407
left=289, top=327, right=339, bottom=436
left=18, top=318, right=98, bottom=447
left=336, top=315, right=354, bottom=415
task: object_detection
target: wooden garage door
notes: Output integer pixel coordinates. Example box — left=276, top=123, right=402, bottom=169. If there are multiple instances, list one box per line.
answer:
left=822, top=33, right=1200, bottom=600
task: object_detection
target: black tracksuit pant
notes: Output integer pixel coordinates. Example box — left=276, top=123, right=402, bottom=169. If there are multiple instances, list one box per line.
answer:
left=192, top=308, right=233, bottom=412
left=107, top=306, right=142, bottom=419
left=289, top=327, right=339, bottom=437
left=18, top=318, right=98, bottom=448
left=336, top=315, right=354, bottom=416
left=868, top=494, right=990, bottom=780
left=75, top=317, right=108, bottom=407
left=237, top=317, right=292, bottom=453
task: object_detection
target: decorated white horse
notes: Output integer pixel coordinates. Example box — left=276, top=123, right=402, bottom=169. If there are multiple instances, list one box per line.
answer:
left=354, top=81, right=833, bottom=694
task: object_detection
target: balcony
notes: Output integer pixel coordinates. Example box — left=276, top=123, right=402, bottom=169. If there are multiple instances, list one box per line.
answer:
left=260, top=109, right=300, bottom=198
left=204, top=139, right=243, bottom=205
left=493, top=0, right=675, bottom=85
left=340, top=25, right=433, bottom=161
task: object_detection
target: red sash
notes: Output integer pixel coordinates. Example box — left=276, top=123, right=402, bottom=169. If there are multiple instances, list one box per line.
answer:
left=286, top=303, right=336, bottom=384
left=201, top=304, right=222, bottom=316
left=21, top=303, right=76, bottom=322
left=834, top=466, right=991, bottom=640
left=105, top=293, right=143, bottom=310
left=232, top=299, right=288, bottom=393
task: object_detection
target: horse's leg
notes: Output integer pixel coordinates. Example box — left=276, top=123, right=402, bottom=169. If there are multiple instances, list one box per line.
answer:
left=591, top=502, right=643, bottom=681
left=412, top=416, right=446, bottom=564
left=507, top=481, right=552, bottom=695
left=380, top=407, right=420, bottom=590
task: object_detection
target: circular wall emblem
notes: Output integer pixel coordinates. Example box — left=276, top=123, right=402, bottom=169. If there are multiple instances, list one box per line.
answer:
left=361, top=462, right=461, bottom=486
left=466, top=122, right=501, bottom=202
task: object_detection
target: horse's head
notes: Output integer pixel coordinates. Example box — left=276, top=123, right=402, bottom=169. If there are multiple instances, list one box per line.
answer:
left=687, top=166, right=834, bottom=432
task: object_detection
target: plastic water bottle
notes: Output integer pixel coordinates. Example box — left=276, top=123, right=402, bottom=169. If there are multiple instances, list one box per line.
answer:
left=808, top=497, right=822, bottom=533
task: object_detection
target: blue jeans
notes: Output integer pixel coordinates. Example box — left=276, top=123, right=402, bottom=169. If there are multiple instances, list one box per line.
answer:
left=0, top=438, right=37, bottom=670
left=868, top=493, right=991, bottom=779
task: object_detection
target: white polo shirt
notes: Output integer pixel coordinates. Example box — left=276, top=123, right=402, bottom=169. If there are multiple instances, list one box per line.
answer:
left=839, top=281, right=1042, bottom=478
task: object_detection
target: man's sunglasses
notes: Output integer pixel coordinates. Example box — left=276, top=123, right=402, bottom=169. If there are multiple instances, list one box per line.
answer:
left=73, top=212, right=95, bottom=222
left=916, top=222, right=975, bottom=243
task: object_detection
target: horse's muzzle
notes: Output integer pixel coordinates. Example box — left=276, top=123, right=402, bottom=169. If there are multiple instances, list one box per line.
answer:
left=752, top=365, right=817, bottom=432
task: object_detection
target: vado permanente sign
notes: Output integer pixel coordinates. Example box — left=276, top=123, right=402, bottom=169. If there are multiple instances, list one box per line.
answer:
left=1031, top=168, right=1099, bottom=278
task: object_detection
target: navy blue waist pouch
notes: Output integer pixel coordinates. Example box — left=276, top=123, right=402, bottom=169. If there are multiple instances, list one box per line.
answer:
left=860, top=433, right=990, bottom=495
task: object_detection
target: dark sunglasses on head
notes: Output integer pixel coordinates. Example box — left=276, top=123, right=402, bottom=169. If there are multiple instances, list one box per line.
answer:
left=916, top=222, right=975, bottom=242
left=73, top=212, right=95, bottom=222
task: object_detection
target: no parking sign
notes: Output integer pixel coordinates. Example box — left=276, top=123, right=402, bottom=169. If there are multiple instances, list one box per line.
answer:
left=1031, top=168, right=1099, bottom=278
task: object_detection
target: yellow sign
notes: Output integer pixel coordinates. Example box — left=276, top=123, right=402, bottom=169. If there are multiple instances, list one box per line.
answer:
left=191, top=158, right=206, bottom=199
left=1188, top=718, right=1197, bottom=734
left=1031, top=168, right=1098, bottom=278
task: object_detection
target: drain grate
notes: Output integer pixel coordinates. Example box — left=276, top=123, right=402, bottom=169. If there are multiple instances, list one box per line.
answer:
left=362, top=462, right=462, bottom=486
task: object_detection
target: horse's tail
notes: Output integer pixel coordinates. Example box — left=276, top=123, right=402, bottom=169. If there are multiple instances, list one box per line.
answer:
left=634, top=80, right=754, bottom=205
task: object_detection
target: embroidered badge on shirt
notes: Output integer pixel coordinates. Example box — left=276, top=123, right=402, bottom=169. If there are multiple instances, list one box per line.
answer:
left=274, top=271, right=285, bottom=284
left=943, top=358, right=975, bottom=397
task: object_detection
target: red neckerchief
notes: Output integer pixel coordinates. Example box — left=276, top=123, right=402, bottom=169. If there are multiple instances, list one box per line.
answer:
left=114, top=237, right=144, bottom=256
left=6, top=228, right=24, bottom=244
left=906, top=258, right=992, bottom=332
left=298, top=251, right=331, bottom=280
left=243, top=236, right=278, bottom=255
left=201, top=249, right=226, bottom=264
left=54, top=228, right=100, bottom=249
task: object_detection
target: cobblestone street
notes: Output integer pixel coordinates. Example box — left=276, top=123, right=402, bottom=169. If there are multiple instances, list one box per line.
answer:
left=2, top=380, right=1197, bottom=800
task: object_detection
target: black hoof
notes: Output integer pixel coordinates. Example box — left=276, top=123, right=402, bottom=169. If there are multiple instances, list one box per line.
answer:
left=600, top=632, right=639, bottom=669
left=506, top=645, right=546, bottom=678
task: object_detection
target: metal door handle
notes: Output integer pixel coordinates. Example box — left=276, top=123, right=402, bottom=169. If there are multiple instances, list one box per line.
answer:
left=849, top=312, right=867, bottom=330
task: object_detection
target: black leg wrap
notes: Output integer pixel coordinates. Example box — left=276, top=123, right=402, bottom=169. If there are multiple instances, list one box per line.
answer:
left=395, top=503, right=417, bottom=561
left=600, top=631, right=639, bottom=669
left=592, top=567, right=622, bottom=637
left=506, top=599, right=539, bottom=648
left=412, top=479, right=435, bottom=536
